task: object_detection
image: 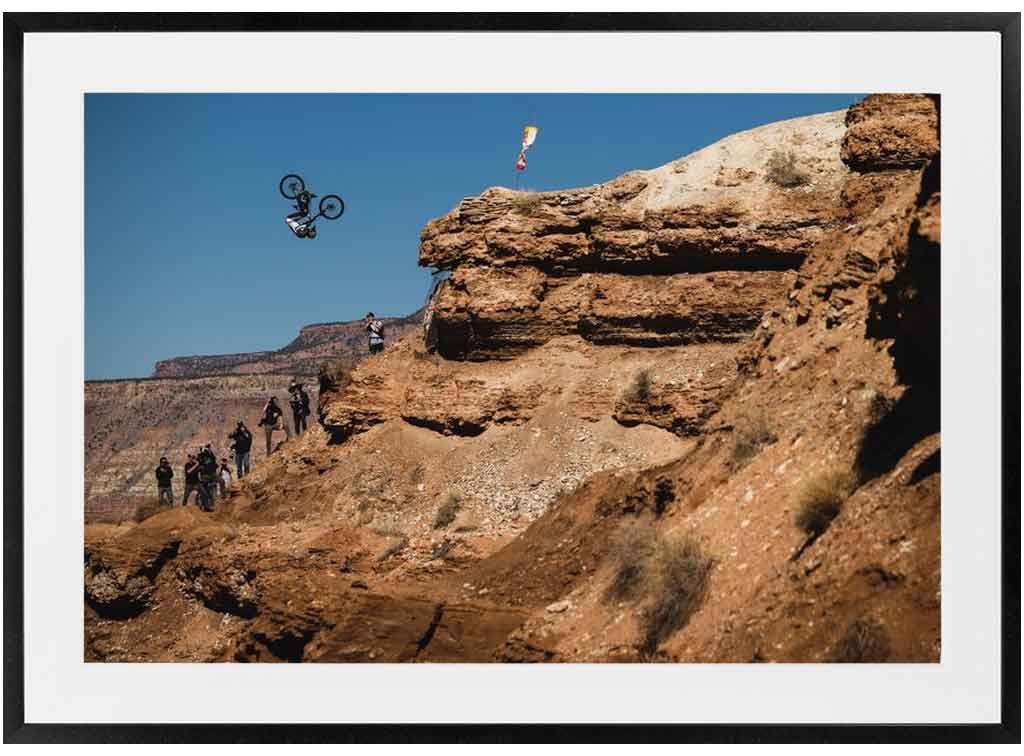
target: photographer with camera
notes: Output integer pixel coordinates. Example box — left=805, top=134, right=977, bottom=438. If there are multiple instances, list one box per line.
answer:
left=228, top=420, right=253, bottom=478
left=197, top=443, right=219, bottom=511
left=289, top=381, right=311, bottom=435
left=259, top=396, right=290, bottom=456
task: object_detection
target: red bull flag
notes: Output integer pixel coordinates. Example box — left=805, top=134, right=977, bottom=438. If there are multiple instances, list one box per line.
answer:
left=515, top=125, right=538, bottom=171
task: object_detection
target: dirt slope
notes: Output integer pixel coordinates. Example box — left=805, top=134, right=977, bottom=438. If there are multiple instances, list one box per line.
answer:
left=85, top=94, right=940, bottom=663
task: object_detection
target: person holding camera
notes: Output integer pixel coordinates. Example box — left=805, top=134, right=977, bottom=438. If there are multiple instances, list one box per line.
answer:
left=289, top=381, right=311, bottom=435
left=182, top=453, right=203, bottom=507
left=197, top=444, right=219, bottom=511
left=259, top=396, right=290, bottom=456
left=228, top=420, right=253, bottom=478
left=155, top=457, right=174, bottom=507
left=365, top=312, right=385, bottom=355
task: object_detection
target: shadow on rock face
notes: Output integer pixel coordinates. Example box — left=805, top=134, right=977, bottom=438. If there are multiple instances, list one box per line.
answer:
left=855, top=385, right=939, bottom=482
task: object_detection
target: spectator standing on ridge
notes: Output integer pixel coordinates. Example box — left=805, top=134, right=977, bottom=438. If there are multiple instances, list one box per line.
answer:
left=218, top=458, right=232, bottom=496
left=365, top=312, right=385, bottom=355
left=197, top=444, right=219, bottom=511
left=182, top=453, right=202, bottom=507
left=289, top=381, right=310, bottom=435
left=228, top=420, right=253, bottom=478
left=155, top=457, right=174, bottom=507
left=259, top=397, right=290, bottom=456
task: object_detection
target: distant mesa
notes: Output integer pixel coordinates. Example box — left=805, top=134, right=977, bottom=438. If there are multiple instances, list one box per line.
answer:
left=151, top=310, right=424, bottom=379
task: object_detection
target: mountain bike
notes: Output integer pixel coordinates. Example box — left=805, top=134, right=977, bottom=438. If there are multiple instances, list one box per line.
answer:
left=279, top=173, right=345, bottom=239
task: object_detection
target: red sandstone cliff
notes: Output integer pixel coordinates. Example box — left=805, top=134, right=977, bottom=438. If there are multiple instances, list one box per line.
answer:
left=85, top=95, right=940, bottom=664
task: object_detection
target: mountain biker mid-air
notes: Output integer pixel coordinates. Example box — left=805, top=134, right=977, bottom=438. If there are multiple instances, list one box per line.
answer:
left=285, top=189, right=316, bottom=238
left=279, top=174, right=345, bottom=240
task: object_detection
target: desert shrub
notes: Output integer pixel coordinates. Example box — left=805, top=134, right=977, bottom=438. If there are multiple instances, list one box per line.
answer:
left=355, top=500, right=375, bottom=526
left=511, top=192, right=543, bottom=214
left=318, top=359, right=354, bottom=394
left=430, top=537, right=454, bottom=561
left=132, top=498, right=166, bottom=524
left=828, top=618, right=891, bottom=662
left=377, top=534, right=409, bottom=563
left=865, top=390, right=895, bottom=426
left=603, top=522, right=657, bottom=603
left=640, top=535, right=714, bottom=656
left=432, top=493, right=461, bottom=530
left=653, top=479, right=675, bottom=517
left=731, top=412, right=778, bottom=470
left=370, top=520, right=404, bottom=539
left=765, top=149, right=810, bottom=188
left=792, top=466, right=858, bottom=536
left=624, top=368, right=653, bottom=403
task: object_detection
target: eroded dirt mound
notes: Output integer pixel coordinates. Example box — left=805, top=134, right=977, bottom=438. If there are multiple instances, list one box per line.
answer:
left=85, top=94, right=940, bottom=663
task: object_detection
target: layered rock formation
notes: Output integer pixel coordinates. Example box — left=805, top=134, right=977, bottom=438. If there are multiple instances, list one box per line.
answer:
left=421, top=109, right=850, bottom=360
left=319, top=110, right=852, bottom=443
left=85, top=95, right=942, bottom=665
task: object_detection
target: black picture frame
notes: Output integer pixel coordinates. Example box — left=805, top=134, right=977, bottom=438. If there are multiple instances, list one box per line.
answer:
left=3, top=12, right=1020, bottom=744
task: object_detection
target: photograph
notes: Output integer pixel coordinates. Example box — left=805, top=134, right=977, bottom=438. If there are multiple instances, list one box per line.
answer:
left=82, top=90, right=943, bottom=665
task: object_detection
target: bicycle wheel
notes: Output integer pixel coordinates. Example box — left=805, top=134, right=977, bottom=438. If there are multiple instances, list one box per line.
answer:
left=319, top=194, right=345, bottom=220
left=279, top=174, right=305, bottom=200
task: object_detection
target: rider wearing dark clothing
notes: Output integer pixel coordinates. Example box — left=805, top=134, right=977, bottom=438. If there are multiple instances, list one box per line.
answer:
left=155, top=457, right=174, bottom=507
left=285, top=191, right=315, bottom=237
left=182, top=454, right=202, bottom=507
left=228, top=421, right=253, bottom=478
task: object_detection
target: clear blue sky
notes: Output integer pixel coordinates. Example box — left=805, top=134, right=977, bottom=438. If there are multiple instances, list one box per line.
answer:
left=85, top=93, right=863, bottom=379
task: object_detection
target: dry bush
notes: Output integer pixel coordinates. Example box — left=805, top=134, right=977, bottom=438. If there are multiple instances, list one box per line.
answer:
left=356, top=499, right=375, bottom=526
left=132, top=498, right=166, bottom=524
left=318, top=359, right=354, bottom=394
left=430, top=537, right=455, bottom=561
left=828, top=618, right=891, bottom=662
left=731, top=412, right=778, bottom=470
left=511, top=193, right=544, bottom=214
left=624, top=368, right=653, bottom=403
left=603, top=522, right=657, bottom=603
left=765, top=150, right=810, bottom=188
left=865, top=390, right=895, bottom=426
left=377, top=534, right=409, bottom=563
left=432, top=493, right=461, bottom=530
left=640, top=535, right=714, bottom=657
left=653, top=479, right=675, bottom=517
left=370, top=519, right=404, bottom=539
left=792, top=466, right=858, bottom=536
